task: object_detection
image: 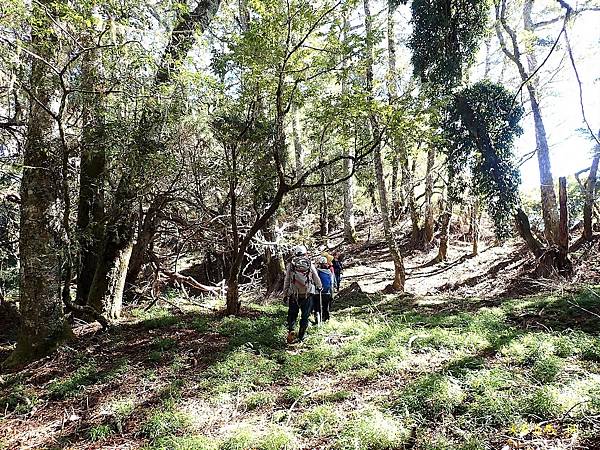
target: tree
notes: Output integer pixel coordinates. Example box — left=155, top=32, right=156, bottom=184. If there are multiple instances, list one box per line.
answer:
left=8, top=0, right=72, bottom=364
left=219, top=0, right=384, bottom=314
left=495, top=0, right=559, bottom=243
left=86, top=0, right=222, bottom=319
left=364, top=0, right=406, bottom=291
left=76, top=32, right=106, bottom=306
left=443, top=81, right=523, bottom=240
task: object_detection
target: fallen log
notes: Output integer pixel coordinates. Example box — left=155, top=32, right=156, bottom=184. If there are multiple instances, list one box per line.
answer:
left=160, top=269, right=221, bottom=296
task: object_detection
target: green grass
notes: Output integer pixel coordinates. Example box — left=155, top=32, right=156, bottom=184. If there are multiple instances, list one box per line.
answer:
left=6, top=288, right=600, bottom=450
left=48, top=361, right=100, bottom=398
left=336, top=407, right=409, bottom=450
left=203, top=348, right=278, bottom=394
left=141, top=407, right=192, bottom=440
left=46, top=357, right=130, bottom=399
left=133, top=307, right=182, bottom=330
left=89, top=424, right=114, bottom=442
left=0, top=383, right=38, bottom=414
left=219, top=425, right=298, bottom=450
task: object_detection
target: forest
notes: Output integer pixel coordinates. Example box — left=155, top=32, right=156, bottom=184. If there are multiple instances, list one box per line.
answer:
left=1, top=0, right=600, bottom=448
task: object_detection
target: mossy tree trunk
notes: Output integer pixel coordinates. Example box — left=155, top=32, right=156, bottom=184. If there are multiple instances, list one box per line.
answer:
left=76, top=41, right=105, bottom=306
left=435, top=199, right=453, bottom=263
left=471, top=198, right=480, bottom=256
left=9, top=0, right=72, bottom=365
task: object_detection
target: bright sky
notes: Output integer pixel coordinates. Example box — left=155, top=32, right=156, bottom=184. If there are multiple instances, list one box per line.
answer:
left=515, top=12, right=600, bottom=190
left=482, top=11, right=600, bottom=190
left=391, top=1, right=600, bottom=191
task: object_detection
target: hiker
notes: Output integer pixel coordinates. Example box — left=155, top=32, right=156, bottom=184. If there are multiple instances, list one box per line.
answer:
left=332, top=251, right=343, bottom=292
left=314, top=256, right=334, bottom=323
left=284, top=245, right=322, bottom=343
left=318, top=244, right=336, bottom=282
left=318, top=245, right=334, bottom=265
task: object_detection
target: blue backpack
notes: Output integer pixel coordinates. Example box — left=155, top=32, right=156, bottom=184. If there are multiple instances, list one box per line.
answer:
left=317, top=268, right=333, bottom=293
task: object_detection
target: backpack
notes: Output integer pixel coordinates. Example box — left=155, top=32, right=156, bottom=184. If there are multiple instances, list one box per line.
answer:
left=317, top=268, right=333, bottom=293
left=290, top=256, right=312, bottom=295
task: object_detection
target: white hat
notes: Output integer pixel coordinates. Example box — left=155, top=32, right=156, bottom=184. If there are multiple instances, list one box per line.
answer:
left=293, top=245, right=307, bottom=256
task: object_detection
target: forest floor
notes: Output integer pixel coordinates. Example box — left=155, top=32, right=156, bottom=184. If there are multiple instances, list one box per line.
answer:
left=2, top=223, right=600, bottom=450
left=2, top=287, right=600, bottom=450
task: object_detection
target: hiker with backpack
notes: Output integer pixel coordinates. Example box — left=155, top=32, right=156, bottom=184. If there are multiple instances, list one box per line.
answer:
left=283, top=245, right=322, bottom=344
left=314, top=256, right=334, bottom=324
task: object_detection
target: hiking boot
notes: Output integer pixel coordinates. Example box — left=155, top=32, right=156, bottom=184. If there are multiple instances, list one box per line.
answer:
left=287, top=331, right=296, bottom=344
left=298, top=325, right=308, bottom=342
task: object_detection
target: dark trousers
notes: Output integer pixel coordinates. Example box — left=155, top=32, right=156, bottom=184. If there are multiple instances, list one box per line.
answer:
left=313, top=293, right=332, bottom=322
left=287, top=294, right=313, bottom=339
left=335, top=272, right=341, bottom=291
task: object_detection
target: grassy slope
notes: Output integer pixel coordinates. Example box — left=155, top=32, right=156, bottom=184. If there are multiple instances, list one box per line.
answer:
left=2, top=288, right=600, bottom=450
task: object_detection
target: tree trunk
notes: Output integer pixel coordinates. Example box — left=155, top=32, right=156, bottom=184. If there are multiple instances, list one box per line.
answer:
left=515, top=208, right=544, bottom=258
left=496, top=0, right=559, bottom=244
left=87, top=202, right=136, bottom=320
left=471, top=198, right=480, bottom=256
left=402, top=148, right=420, bottom=242
left=320, top=171, right=329, bottom=237
left=423, top=146, right=435, bottom=245
left=368, top=181, right=379, bottom=214
left=364, top=0, right=405, bottom=291
left=343, top=143, right=357, bottom=243
left=126, top=202, right=162, bottom=284
left=76, top=43, right=105, bottom=306
left=341, top=14, right=357, bottom=244
left=9, top=0, right=71, bottom=365
left=523, top=0, right=558, bottom=243
left=529, top=91, right=559, bottom=244
left=226, top=185, right=288, bottom=315
left=292, top=104, right=307, bottom=213
left=263, top=216, right=285, bottom=295
left=583, top=151, right=599, bottom=240
left=558, top=177, right=569, bottom=257
left=435, top=200, right=453, bottom=262
left=390, top=154, right=401, bottom=221
left=387, top=5, right=401, bottom=222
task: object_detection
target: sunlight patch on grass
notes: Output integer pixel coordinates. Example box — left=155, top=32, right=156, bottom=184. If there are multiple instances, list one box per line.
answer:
left=396, top=373, right=466, bottom=419
left=218, top=314, right=286, bottom=351
left=204, top=348, right=278, bottom=394
left=219, top=425, right=299, bottom=450
left=48, top=360, right=99, bottom=398
left=149, top=435, right=218, bottom=450
left=336, top=407, right=409, bottom=450
left=278, top=346, right=333, bottom=379
left=298, top=404, right=339, bottom=437
left=242, top=391, right=276, bottom=411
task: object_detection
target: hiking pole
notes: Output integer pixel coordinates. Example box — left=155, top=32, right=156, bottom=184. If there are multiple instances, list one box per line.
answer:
left=318, top=291, right=323, bottom=326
